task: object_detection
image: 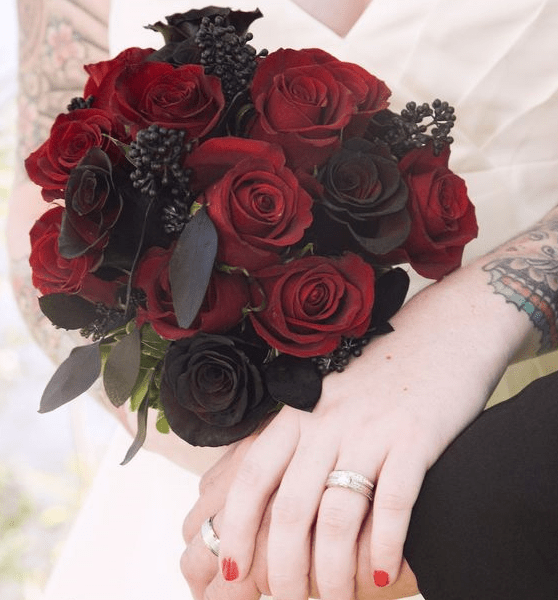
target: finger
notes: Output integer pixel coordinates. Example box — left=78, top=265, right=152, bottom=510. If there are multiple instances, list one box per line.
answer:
left=181, top=525, right=220, bottom=600
left=202, top=573, right=261, bottom=600
left=314, top=485, right=372, bottom=600
left=369, top=448, right=427, bottom=589
left=313, top=432, right=379, bottom=600
left=217, top=408, right=301, bottom=583
left=266, top=428, right=339, bottom=600
left=183, top=437, right=257, bottom=543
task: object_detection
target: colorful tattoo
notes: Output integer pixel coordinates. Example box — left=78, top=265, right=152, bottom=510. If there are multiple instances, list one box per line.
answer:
left=483, top=219, right=558, bottom=352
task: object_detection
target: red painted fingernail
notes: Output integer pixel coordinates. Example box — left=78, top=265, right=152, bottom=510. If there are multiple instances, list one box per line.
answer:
left=221, top=557, right=239, bottom=582
left=373, top=570, right=390, bottom=587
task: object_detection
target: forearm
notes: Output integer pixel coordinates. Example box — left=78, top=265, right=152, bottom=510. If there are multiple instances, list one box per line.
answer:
left=388, top=202, right=558, bottom=396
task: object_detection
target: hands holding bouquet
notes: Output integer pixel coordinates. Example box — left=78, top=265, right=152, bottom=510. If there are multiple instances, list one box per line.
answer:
left=24, top=6, right=483, bottom=598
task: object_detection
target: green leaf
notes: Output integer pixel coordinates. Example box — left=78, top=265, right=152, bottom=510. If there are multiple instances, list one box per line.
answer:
left=39, top=343, right=102, bottom=413
left=156, top=410, right=170, bottom=434
left=103, top=328, right=141, bottom=407
left=38, top=294, right=98, bottom=330
left=139, top=325, right=170, bottom=359
left=120, top=394, right=150, bottom=465
left=169, top=205, right=218, bottom=329
left=129, top=367, right=155, bottom=412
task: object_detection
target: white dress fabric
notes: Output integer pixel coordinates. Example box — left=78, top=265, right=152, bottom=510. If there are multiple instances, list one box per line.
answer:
left=43, top=1, right=558, bottom=599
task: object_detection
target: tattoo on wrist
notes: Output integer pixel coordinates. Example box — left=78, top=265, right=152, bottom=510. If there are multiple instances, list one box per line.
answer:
left=483, top=219, right=558, bottom=352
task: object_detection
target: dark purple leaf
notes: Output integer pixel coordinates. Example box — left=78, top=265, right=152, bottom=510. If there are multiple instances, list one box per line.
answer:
left=103, top=328, right=141, bottom=407
left=169, top=206, right=218, bottom=329
left=265, top=354, right=322, bottom=412
left=39, top=343, right=101, bottom=413
left=39, top=293, right=98, bottom=330
left=371, top=267, right=409, bottom=325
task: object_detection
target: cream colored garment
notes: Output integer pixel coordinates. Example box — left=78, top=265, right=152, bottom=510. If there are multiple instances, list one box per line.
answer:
left=43, top=1, right=558, bottom=599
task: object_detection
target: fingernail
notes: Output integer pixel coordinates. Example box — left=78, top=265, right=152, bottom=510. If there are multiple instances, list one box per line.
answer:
left=221, top=557, right=239, bottom=582
left=373, top=570, right=390, bottom=587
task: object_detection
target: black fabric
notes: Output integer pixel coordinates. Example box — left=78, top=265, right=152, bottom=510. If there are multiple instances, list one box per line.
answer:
left=404, top=370, right=558, bottom=600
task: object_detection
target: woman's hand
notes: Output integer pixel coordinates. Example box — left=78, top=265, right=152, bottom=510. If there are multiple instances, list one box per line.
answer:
left=182, top=435, right=419, bottom=600
left=211, top=260, right=533, bottom=600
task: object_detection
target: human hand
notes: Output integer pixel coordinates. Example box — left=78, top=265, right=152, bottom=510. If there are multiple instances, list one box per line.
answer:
left=181, top=435, right=419, bottom=600
left=211, top=266, right=524, bottom=600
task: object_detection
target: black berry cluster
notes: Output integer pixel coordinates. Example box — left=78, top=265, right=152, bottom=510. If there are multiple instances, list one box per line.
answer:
left=81, top=289, right=146, bottom=341
left=80, top=304, right=128, bottom=341
left=128, top=124, right=194, bottom=233
left=312, top=335, right=371, bottom=375
left=67, top=95, right=95, bottom=111
left=371, top=100, right=456, bottom=157
left=196, top=15, right=268, bottom=102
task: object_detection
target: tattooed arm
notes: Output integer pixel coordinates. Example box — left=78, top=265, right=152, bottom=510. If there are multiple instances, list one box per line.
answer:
left=482, top=208, right=558, bottom=357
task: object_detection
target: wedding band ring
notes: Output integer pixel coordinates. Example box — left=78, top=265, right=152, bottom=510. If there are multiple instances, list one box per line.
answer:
left=201, top=516, right=220, bottom=557
left=325, top=470, right=375, bottom=501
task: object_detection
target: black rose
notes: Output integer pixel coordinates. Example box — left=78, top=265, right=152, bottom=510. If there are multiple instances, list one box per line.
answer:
left=313, top=138, right=410, bottom=256
left=160, top=333, right=275, bottom=446
left=59, top=147, right=123, bottom=260
left=146, top=8, right=264, bottom=65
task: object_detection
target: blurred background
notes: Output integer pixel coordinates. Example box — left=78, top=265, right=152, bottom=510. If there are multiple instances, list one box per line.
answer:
left=0, top=3, right=116, bottom=598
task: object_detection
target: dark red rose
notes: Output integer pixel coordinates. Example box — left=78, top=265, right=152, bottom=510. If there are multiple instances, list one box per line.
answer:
left=146, top=8, right=263, bottom=65
left=186, top=138, right=314, bottom=271
left=249, top=48, right=390, bottom=171
left=160, top=333, right=274, bottom=446
left=134, top=245, right=250, bottom=340
left=29, top=206, right=119, bottom=305
left=314, top=138, right=410, bottom=256
left=397, top=145, right=478, bottom=280
left=24, top=109, right=114, bottom=202
left=59, top=147, right=123, bottom=259
left=249, top=253, right=375, bottom=357
left=109, top=61, right=225, bottom=138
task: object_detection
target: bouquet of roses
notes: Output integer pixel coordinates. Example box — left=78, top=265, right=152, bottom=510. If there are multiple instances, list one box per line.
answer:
left=25, top=7, right=477, bottom=462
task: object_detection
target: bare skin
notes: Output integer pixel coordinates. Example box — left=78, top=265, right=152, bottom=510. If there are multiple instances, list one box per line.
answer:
left=290, top=0, right=373, bottom=37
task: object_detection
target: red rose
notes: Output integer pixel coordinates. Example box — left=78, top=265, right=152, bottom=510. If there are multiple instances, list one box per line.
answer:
left=83, top=47, right=154, bottom=134
left=24, top=109, right=114, bottom=202
left=109, top=61, right=225, bottom=138
left=29, top=206, right=119, bottom=305
left=249, top=48, right=390, bottom=171
left=249, top=253, right=374, bottom=357
left=397, top=145, right=478, bottom=280
left=84, top=47, right=154, bottom=98
left=134, top=246, right=250, bottom=340
left=187, top=138, right=314, bottom=271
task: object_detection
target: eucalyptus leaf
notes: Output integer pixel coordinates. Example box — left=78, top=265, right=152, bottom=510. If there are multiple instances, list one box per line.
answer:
left=39, top=343, right=102, bottom=413
left=169, top=205, right=218, bottom=329
left=120, top=394, right=150, bottom=465
left=103, top=328, right=141, bottom=407
left=38, top=294, right=98, bottom=330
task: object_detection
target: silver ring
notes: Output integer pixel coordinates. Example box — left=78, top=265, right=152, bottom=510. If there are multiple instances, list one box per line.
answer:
left=325, top=470, right=375, bottom=501
left=200, top=516, right=220, bottom=557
